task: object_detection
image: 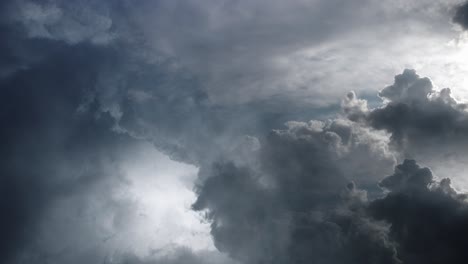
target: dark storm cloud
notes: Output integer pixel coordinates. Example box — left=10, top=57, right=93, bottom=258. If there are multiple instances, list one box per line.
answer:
left=453, top=1, right=468, bottom=29
left=0, top=1, right=325, bottom=262
left=0, top=0, right=248, bottom=164
left=3, top=1, right=468, bottom=264
left=193, top=136, right=468, bottom=264
left=369, top=160, right=468, bottom=264
left=340, top=69, right=468, bottom=262
left=193, top=163, right=400, bottom=264
left=193, top=120, right=400, bottom=264
left=342, top=69, right=468, bottom=184
left=0, top=1, right=219, bottom=262
left=192, top=68, right=468, bottom=264
left=0, top=41, right=134, bottom=263
left=339, top=68, right=468, bottom=263
left=343, top=69, right=468, bottom=157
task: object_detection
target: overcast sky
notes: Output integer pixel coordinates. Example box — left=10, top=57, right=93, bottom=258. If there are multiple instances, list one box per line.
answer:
left=2, top=0, right=468, bottom=263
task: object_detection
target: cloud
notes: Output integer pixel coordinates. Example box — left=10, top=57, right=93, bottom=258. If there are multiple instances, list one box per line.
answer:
left=344, top=69, right=468, bottom=186
left=0, top=1, right=308, bottom=262
left=193, top=164, right=400, bottom=264
left=192, top=118, right=400, bottom=264
left=192, top=66, right=468, bottom=263
left=115, top=247, right=239, bottom=264
left=453, top=1, right=468, bottom=29
left=365, top=69, right=468, bottom=150
left=340, top=68, right=468, bottom=261
left=193, top=139, right=468, bottom=264
left=86, top=0, right=462, bottom=106
left=2, top=0, right=468, bottom=264
left=369, top=160, right=468, bottom=264
left=378, top=159, right=433, bottom=191
left=0, top=41, right=134, bottom=262
left=6, top=0, right=114, bottom=44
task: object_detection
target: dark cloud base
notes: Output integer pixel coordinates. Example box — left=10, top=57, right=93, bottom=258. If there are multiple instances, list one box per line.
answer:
left=2, top=1, right=468, bottom=264
left=370, top=160, right=468, bottom=264
left=193, top=68, right=468, bottom=264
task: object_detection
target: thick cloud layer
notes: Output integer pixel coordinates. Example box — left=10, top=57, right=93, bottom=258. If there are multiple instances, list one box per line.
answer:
left=193, top=164, right=399, bottom=264
left=193, top=116, right=468, bottom=264
left=2, top=0, right=468, bottom=264
left=0, top=1, right=224, bottom=262
left=0, top=41, right=133, bottom=263
left=370, top=160, right=468, bottom=264
left=193, top=66, right=468, bottom=264
left=193, top=120, right=400, bottom=264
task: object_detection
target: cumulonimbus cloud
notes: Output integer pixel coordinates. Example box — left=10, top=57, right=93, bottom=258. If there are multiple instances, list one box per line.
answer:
left=2, top=0, right=468, bottom=264
left=193, top=68, right=468, bottom=264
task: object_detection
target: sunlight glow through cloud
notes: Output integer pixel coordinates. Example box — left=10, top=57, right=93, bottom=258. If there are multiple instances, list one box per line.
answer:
left=117, top=142, right=214, bottom=257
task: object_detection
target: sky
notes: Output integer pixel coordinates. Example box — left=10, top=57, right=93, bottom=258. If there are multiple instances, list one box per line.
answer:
left=2, top=0, right=468, bottom=263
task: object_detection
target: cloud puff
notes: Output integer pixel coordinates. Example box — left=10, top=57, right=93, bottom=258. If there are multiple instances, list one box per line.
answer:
left=370, top=160, right=468, bottom=264
left=194, top=141, right=468, bottom=264
left=378, top=159, right=433, bottom=191
left=362, top=69, right=468, bottom=150
left=193, top=66, right=468, bottom=264
left=339, top=68, right=468, bottom=262
left=192, top=118, right=400, bottom=264
left=193, top=163, right=400, bottom=264
left=344, top=69, right=468, bottom=185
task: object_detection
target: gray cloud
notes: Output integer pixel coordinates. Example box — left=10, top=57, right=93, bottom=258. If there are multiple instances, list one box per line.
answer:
left=114, top=248, right=238, bottom=264
left=369, top=160, right=468, bottom=264
left=193, top=163, right=400, bottom=264
left=359, top=69, right=468, bottom=150
left=2, top=0, right=468, bottom=264
left=193, top=66, right=468, bottom=263
left=344, top=69, right=468, bottom=185
left=193, top=138, right=468, bottom=264
left=0, top=1, right=330, bottom=262
left=453, top=1, right=468, bottom=29
left=192, top=119, right=400, bottom=264
left=0, top=41, right=136, bottom=263
left=5, top=0, right=114, bottom=44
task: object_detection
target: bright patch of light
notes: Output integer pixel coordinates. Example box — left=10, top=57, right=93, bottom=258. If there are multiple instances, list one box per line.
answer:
left=115, top=142, right=214, bottom=257
left=403, top=32, right=468, bottom=102
left=31, top=141, right=215, bottom=261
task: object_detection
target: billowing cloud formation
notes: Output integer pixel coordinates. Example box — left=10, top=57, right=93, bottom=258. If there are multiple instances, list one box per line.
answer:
left=193, top=164, right=400, bottom=264
left=194, top=154, right=468, bottom=264
left=0, top=1, right=222, bottom=263
left=368, top=69, right=468, bottom=149
left=193, top=120, right=399, bottom=263
left=344, top=69, right=468, bottom=185
left=193, top=68, right=468, bottom=264
left=2, top=0, right=468, bottom=264
left=193, top=115, right=468, bottom=264
left=370, top=160, right=468, bottom=264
